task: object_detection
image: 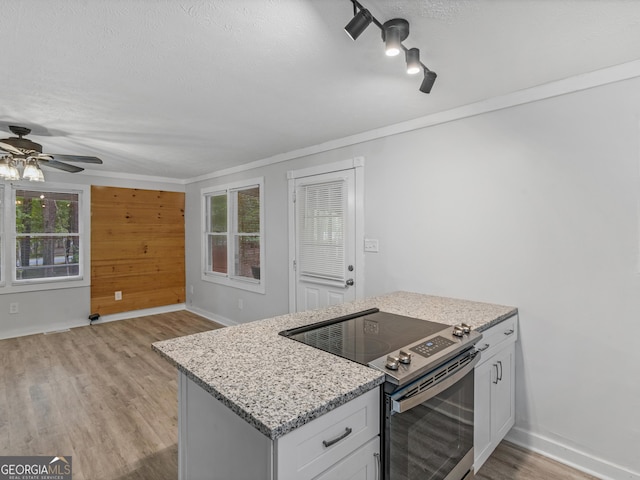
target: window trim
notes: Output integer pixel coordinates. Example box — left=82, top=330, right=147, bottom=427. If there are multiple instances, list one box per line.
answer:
left=201, top=177, right=265, bottom=294
left=0, top=181, right=90, bottom=293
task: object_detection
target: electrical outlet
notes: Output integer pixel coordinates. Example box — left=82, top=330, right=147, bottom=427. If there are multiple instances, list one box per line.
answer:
left=238, top=299, right=244, bottom=310
left=115, top=291, right=122, bottom=301
left=9, top=303, right=19, bottom=314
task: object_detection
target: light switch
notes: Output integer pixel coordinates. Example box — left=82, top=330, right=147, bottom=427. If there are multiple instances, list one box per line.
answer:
left=364, top=238, right=379, bottom=252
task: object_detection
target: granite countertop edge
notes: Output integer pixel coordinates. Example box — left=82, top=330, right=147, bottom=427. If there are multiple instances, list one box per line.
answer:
left=152, top=344, right=386, bottom=439
left=153, top=291, right=518, bottom=440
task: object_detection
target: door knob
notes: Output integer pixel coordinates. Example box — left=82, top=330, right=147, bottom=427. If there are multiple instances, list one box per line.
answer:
left=345, top=278, right=354, bottom=286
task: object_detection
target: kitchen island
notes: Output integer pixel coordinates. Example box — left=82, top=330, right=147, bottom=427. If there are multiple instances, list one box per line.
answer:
left=153, top=291, right=517, bottom=479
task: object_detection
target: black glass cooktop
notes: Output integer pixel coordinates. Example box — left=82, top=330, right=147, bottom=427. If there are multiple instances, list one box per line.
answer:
left=279, top=308, right=449, bottom=365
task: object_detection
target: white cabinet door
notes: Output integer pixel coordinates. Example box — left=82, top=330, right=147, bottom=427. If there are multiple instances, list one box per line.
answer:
left=473, top=327, right=517, bottom=473
left=314, top=438, right=379, bottom=480
left=491, top=346, right=515, bottom=441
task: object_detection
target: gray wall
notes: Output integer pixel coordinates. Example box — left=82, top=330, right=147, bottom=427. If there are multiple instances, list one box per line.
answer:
left=186, top=77, right=640, bottom=478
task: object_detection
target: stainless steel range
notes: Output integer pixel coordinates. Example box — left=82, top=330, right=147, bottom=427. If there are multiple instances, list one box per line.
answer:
left=279, top=308, right=482, bottom=480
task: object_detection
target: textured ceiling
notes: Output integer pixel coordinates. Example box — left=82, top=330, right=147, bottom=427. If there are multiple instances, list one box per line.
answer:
left=1, top=0, right=640, bottom=180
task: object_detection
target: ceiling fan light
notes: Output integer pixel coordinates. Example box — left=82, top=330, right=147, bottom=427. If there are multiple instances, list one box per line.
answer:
left=6, top=158, right=20, bottom=181
left=23, top=158, right=40, bottom=181
left=35, top=164, right=45, bottom=182
left=0, top=156, right=12, bottom=179
left=406, top=48, right=421, bottom=74
left=345, top=8, right=373, bottom=41
left=23, top=158, right=45, bottom=182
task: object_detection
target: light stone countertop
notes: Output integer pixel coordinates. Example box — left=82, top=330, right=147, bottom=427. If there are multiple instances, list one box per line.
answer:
left=152, top=291, right=517, bottom=440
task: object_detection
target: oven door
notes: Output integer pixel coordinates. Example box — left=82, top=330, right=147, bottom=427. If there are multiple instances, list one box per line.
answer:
left=384, top=351, right=479, bottom=480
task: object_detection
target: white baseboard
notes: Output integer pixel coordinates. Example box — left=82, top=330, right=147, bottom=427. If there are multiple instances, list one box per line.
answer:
left=506, top=426, right=640, bottom=480
left=185, top=305, right=238, bottom=327
left=0, top=304, right=234, bottom=340
left=0, top=319, right=89, bottom=340
left=93, top=303, right=187, bottom=324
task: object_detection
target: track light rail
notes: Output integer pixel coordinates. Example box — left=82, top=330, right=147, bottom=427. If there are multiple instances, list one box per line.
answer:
left=345, top=0, right=437, bottom=93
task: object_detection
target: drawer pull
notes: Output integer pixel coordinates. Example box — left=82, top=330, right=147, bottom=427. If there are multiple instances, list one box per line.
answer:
left=477, top=343, right=490, bottom=351
left=322, top=427, right=353, bottom=448
left=504, top=329, right=515, bottom=336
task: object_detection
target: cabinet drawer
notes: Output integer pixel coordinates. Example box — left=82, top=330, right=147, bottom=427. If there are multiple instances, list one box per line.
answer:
left=314, top=437, right=379, bottom=480
left=475, top=315, right=518, bottom=364
left=276, top=388, right=380, bottom=480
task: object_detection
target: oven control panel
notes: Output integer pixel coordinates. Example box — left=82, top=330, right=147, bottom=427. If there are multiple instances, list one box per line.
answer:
left=410, top=336, right=455, bottom=358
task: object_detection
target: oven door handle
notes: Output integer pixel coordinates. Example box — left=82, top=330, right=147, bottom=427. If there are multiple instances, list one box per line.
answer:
left=391, top=353, right=480, bottom=414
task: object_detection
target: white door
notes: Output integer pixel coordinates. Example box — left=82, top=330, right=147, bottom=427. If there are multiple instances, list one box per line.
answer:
left=289, top=167, right=359, bottom=312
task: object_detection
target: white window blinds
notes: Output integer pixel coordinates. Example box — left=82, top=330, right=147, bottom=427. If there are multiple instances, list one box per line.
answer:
left=298, top=179, right=346, bottom=282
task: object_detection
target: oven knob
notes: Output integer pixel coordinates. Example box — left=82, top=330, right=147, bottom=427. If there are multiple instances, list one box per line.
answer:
left=385, top=355, right=400, bottom=370
left=461, top=323, right=471, bottom=334
left=398, top=350, right=412, bottom=364
left=452, top=325, right=465, bottom=337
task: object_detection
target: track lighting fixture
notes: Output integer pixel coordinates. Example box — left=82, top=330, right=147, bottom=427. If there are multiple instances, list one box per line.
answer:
left=419, top=69, right=437, bottom=94
left=343, top=0, right=437, bottom=93
left=406, top=48, right=421, bottom=75
left=345, top=8, right=373, bottom=41
left=382, top=19, right=409, bottom=57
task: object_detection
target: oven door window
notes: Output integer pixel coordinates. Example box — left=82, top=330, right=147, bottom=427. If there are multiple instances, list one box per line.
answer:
left=389, top=370, right=474, bottom=480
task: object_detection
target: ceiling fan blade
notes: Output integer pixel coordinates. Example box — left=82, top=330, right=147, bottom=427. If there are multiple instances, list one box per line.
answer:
left=0, top=141, right=23, bottom=155
left=47, top=154, right=103, bottom=164
left=40, top=159, right=84, bottom=173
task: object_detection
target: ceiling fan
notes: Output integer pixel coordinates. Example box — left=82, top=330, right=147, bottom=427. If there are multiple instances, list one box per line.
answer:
left=0, top=125, right=102, bottom=181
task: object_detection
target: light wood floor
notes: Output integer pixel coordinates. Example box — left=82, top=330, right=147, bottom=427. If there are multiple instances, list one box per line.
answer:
left=476, top=441, right=600, bottom=479
left=0, top=311, right=220, bottom=480
left=0, top=311, right=599, bottom=480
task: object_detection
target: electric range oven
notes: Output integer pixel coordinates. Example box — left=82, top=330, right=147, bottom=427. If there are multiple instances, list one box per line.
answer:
left=280, top=308, right=481, bottom=480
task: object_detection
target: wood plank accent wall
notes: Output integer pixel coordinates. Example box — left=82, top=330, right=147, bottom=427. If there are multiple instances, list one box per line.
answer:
left=91, top=186, right=186, bottom=315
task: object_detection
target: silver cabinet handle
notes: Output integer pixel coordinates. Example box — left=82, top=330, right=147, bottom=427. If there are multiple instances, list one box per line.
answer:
left=493, top=364, right=499, bottom=384
left=477, top=343, right=490, bottom=351
left=497, top=360, right=503, bottom=382
left=374, top=452, right=381, bottom=480
left=322, top=427, right=352, bottom=448
left=504, top=328, right=514, bottom=336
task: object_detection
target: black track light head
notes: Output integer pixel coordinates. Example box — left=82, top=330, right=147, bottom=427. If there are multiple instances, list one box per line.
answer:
left=419, top=69, right=437, bottom=94
left=345, top=8, right=373, bottom=40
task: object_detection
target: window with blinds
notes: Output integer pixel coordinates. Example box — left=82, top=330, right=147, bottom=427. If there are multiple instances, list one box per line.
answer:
left=297, top=179, right=346, bottom=283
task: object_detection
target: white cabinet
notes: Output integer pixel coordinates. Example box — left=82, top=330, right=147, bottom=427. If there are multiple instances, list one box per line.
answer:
left=276, top=387, right=379, bottom=480
left=474, top=315, right=518, bottom=472
left=178, top=372, right=380, bottom=480
left=314, top=438, right=379, bottom=480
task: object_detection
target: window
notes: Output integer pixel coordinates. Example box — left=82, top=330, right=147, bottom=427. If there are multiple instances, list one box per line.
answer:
left=202, top=178, right=264, bottom=293
left=12, top=186, right=84, bottom=284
